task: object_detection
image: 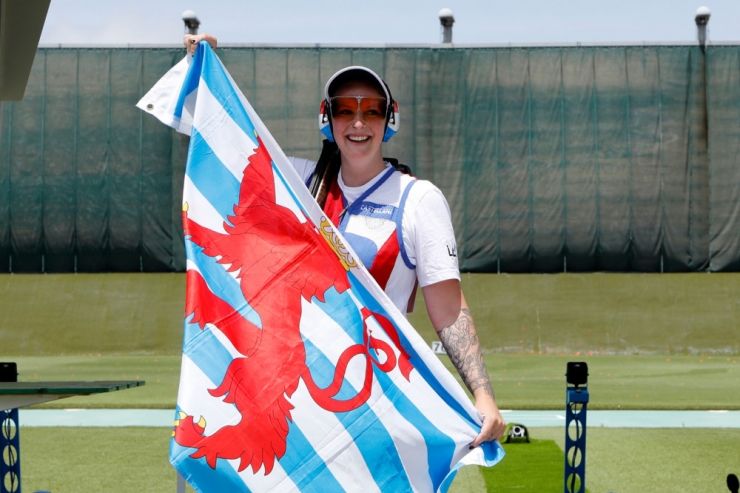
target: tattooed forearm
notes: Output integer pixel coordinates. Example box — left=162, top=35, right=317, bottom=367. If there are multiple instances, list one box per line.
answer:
left=437, top=308, right=495, bottom=400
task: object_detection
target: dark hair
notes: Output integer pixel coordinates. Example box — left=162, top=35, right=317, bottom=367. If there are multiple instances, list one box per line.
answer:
left=310, top=140, right=341, bottom=209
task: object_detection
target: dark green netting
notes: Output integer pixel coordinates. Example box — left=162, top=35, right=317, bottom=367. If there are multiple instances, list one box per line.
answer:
left=707, top=47, right=740, bottom=272
left=0, top=45, right=739, bottom=272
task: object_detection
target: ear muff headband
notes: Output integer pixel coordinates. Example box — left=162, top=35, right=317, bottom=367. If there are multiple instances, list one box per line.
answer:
left=383, top=99, right=399, bottom=142
left=319, top=100, right=334, bottom=141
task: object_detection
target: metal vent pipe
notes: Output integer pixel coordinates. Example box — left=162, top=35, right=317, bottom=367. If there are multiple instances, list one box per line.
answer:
left=695, top=6, right=711, bottom=50
left=439, top=8, right=455, bottom=43
left=182, top=10, right=200, bottom=35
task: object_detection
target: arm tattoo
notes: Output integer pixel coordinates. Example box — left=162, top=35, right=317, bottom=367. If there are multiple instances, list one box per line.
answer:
left=437, top=308, right=495, bottom=400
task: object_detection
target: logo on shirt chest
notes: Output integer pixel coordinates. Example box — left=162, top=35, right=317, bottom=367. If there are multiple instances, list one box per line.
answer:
left=357, top=203, right=396, bottom=220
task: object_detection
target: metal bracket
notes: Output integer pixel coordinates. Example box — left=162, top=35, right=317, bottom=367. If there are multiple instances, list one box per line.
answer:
left=0, top=409, right=21, bottom=493
left=564, top=387, right=589, bottom=493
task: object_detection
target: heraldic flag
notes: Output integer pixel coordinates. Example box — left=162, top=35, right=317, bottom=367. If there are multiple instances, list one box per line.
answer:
left=137, top=42, right=504, bottom=493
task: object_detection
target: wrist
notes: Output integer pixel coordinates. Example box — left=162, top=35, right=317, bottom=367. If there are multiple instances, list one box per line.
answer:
left=473, top=384, right=496, bottom=403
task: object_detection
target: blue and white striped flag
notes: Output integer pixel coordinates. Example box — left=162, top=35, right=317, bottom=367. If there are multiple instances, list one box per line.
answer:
left=137, top=42, right=503, bottom=493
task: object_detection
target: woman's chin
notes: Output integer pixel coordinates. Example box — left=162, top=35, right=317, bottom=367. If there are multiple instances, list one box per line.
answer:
left=339, top=138, right=379, bottom=161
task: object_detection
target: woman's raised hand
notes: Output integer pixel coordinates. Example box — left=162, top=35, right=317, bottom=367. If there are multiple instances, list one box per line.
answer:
left=183, top=33, right=218, bottom=55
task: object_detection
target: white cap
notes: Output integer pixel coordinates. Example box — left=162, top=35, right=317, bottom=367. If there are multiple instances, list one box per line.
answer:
left=323, top=66, right=391, bottom=103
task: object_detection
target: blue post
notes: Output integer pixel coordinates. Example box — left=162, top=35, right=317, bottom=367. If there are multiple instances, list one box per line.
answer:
left=564, top=362, right=589, bottom=493
left=1, top=408, right=21, bottom=493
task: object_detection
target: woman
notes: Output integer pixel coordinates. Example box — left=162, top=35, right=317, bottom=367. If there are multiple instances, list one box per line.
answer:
left=184, top=34, right=506, bottom=445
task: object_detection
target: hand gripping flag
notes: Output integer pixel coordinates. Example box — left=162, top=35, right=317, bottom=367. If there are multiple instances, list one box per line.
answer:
left=137, top=42, right=503, bottom=493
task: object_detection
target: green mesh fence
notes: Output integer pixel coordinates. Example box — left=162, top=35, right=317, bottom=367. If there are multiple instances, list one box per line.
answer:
left=0, top=45, right=739, bottom=273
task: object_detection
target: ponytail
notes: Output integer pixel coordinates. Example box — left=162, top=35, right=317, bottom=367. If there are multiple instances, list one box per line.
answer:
left=310, top=140, right=341, bottom=209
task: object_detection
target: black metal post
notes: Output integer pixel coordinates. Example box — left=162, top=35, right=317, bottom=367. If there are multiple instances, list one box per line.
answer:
left=564, top=362, right=589, bottom=493
left=0, top=363, right=19, bottom=493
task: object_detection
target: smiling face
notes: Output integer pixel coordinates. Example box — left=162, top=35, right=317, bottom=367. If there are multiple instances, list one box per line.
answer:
left=330, top=81, right=388, bottom=182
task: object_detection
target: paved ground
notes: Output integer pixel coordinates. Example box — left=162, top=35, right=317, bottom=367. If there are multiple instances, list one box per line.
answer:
left=15, top=409, right=740, bottom=427
left=502, top=410, right=740, bottom=428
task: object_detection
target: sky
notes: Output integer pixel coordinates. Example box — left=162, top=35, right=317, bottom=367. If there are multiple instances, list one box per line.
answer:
left=38, top=0, right=740, bottom=46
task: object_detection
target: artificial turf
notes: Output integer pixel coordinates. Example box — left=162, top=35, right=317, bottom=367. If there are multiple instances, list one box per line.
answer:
left=478, top=439, right=567, bottom=492
left=447, top=438, right=568, bottom=493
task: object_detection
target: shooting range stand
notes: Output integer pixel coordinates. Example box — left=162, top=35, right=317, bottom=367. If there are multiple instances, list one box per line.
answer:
left=0, top=380, right=145, bottom=493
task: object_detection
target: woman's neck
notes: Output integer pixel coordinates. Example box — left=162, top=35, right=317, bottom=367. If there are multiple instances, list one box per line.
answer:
left=339, top=153, right=387, bottom=187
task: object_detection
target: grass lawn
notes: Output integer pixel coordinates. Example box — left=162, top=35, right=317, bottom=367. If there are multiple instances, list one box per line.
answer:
left=4, top=353, right=738, bottom=410
left=20, top=426, right=560, bottom=493
left=8, top=353, right=738, bottom=492
left=3, top=272, right=740, bottom=357
left=443, top=353, right=740, bottom=410
left=413, top=272, right=740, bottom=355
left=18, top=427, right=739, bottom=493
left=455, top=427, right=740, bottom=493
left=536, top=427, right=740, bottom=493
left=3, top=273, right=739, bottom=491
left=19, top=427, right=195, bottom=493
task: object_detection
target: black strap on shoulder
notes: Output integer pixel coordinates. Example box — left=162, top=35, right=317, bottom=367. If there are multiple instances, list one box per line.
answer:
left=384, top=157, right=412, bottom=176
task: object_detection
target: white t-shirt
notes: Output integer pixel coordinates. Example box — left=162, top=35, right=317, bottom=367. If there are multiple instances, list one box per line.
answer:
left=290, top=157, right=460, bottom=311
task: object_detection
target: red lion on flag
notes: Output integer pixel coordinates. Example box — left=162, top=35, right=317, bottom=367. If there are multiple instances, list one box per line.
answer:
left=173, top=136, right=414, bottom=475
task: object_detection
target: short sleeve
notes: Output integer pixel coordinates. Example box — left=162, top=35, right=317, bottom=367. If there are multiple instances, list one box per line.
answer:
left=401, top=181, right=461, bottom=287
left=288, top=157, right=317, bottom=186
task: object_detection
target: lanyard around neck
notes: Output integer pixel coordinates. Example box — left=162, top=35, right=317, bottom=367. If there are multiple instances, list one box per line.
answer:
left=338, top=166, right=396, bottom=222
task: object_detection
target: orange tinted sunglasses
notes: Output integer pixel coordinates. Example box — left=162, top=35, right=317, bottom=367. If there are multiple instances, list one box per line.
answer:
left=329, top=96, right=388, bottom=121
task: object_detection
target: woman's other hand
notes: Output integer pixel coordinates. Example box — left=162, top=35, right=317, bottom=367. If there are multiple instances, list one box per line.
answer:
left=183, top=33, right=218, bottom=55
left=422, top=279, right=506, bottom=445
left=470, top=395, right=506, bottom=447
